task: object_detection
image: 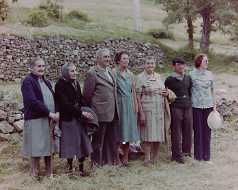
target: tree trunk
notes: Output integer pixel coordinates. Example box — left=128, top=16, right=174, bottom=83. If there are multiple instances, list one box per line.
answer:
left=186, top=15, right=194, bottom=49
left=185, top=0, right=194, bottom=49
left=200, top=6, right=212, bottom=52
left=133, top=0, right=142, bottom=32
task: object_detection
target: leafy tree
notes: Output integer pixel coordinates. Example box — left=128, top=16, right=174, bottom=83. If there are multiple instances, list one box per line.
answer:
left=194, top=0, right=238, bottom=52
left=154, top=0, right=238, bottom=52
left=0, top=0, right=8, bottom=22
left=158, top=0, right=197, bottom=49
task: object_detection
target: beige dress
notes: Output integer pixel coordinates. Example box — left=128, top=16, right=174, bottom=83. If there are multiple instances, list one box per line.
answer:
left=136, top=71, right=165, bottom=142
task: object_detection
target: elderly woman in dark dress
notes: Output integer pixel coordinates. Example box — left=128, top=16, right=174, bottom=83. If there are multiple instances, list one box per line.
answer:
left=55, top=63, right=93, bottom=176
left=21, top=57, right=59, bottom=177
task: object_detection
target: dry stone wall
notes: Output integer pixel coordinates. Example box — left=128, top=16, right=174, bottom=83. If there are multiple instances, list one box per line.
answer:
left=0, top=35, right=165, bottom=81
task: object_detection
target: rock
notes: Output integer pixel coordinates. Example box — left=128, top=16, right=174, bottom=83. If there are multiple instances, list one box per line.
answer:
left=0, top=121, right=15, bottom=134
left=13, top=120, right=24, bottom=133
left=0, top=34, right=164, bottom=82
left=0, top=133, right=10, bottom=141
left=0, top=110, right=7, bottom=121
left=7, top=113, right=23, bottom=124
left=231, top=107, right=238, bottom=116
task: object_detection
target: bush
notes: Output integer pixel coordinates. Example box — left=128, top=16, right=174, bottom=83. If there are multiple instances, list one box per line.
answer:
left=66, top=10, right=90, bottom=22
left=147, top=28, right=174, bottom=40
left=39, top=0, right=62, bottom=20
left=176, top=46, right=199, bottom=63
left=26, top=9, right=48, bottom=27
left=0, top=0, right=9, bottom=22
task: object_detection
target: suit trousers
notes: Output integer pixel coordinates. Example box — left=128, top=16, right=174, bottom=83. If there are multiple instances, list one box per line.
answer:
left=170, top=106, right=193, bottom=160
left=91, top=118, right=118, bottom=165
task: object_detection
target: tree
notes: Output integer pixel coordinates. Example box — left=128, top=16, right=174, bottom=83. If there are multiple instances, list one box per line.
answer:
left=0, top=0, right=8, bottom=22
left=194, top=0, right=238, bottom=52
left=133, top=0, right=142, bottom=32
left=158, top=0, right=197, bottom=49
left=155, top=0, right=238, bottom=52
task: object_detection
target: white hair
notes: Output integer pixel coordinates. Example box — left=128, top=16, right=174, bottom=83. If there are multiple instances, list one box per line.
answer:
left=96, top=48, right=110, bottom=60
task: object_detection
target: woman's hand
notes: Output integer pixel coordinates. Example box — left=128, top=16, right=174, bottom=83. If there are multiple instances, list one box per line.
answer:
left=213, top=104, right=217, bottom=111
left=139, top=112, right=146, bottom=127
left=49, top=112, right=60, bottom=122
left=82, top=111, right=94, bottom=120
left=161, top=88, right=169, bottom=97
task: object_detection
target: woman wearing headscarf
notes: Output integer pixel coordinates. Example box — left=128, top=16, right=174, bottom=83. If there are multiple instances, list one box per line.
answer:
left=136, top=56, right=176, bottom=166
left=55, top=63, right=93, bottom=176
left=21, top=57, right=59, bottom=177
left=113, top=51, right=139, bottom=166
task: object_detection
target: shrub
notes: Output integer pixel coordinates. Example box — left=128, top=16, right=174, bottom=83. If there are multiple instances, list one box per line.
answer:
left=26, top=9, right=48, bottom=27
left=176, top=46, right=199, bottom=63
left=66, top=10, right=90, bottom=22
left=0, top=0, right=8, bottom=22
left=39, top=0, right=62, bottom=20
left=147, top=28, right=174, bottom=40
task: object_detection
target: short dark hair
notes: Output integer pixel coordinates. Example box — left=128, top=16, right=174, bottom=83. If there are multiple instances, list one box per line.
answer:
left=172, top=57, right=185, bottom=65
left=194, top=53, right=207, bottom=68
left=114, top=51, right=128, bottom=65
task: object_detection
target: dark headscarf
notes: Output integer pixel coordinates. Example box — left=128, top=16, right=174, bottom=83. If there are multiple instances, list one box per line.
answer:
left=61, top=63, right=77, bottom=89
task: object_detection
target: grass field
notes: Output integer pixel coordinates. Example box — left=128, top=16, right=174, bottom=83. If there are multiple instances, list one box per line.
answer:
left=1, top=0, right=237, bottom=56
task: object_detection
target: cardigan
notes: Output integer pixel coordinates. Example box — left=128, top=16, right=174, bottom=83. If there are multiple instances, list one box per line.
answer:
left=21, top=73, right=57, bottom=120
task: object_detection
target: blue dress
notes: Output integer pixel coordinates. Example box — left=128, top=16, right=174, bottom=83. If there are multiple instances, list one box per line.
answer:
left=115, top=69, right=139, bottom=143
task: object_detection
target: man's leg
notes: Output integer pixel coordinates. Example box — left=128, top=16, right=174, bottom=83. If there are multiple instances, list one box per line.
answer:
left=182, top=107, right=193, bottom=156
left=91, top=123, right=107, bottom=165
left=170, top=107, right=183, bottom=162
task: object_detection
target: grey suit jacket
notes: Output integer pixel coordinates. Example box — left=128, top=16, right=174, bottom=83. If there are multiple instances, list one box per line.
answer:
left=83, top=65, right=119, bottom=122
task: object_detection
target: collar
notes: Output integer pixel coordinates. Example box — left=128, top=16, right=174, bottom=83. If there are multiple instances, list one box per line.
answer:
left=171, top=72, right=184, bottom=80
left=194, top=68, right=206, bottom=75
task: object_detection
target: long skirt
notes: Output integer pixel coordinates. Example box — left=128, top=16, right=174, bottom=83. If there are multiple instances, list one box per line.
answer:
left=22, top=118, right=54, bottom=157
left=60, top=118, right=93, bottom=159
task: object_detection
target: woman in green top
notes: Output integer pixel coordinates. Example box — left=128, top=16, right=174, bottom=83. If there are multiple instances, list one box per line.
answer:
left=113, top=51, right=139, bottom=166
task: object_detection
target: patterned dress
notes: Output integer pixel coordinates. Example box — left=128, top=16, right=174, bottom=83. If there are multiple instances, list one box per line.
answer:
left=136, top=71, right=165, bottom=142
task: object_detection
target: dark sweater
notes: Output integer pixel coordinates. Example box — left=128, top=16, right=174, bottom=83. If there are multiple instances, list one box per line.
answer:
left=165, top=74, right=192, bottom=108
left=21, top=73, right=57, bottom=120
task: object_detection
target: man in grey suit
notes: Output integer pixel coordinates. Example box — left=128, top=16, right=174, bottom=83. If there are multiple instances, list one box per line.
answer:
left=83, top=48, right=119, bottom=166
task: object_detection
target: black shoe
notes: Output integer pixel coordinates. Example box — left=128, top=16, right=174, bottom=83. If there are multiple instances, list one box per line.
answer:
left=171, top=157, right=185, bottom=164
left=176, top=158, right=185, bottom=164
left=183, top=152, right=191, bottom=157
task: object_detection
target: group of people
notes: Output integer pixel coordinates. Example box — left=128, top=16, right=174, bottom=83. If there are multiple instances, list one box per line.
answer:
left=21, top=48, right=216, bottom=178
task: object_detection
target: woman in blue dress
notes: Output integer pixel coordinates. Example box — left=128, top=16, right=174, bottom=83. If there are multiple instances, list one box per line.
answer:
left=113, top=51, right=139, bottom=166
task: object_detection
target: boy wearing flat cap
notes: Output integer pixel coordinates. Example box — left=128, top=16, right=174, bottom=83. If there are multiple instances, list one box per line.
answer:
left=165, top=57, right=193, bottom=164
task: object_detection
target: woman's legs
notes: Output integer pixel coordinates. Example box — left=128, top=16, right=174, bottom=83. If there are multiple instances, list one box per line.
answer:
left=151, top=142, right=160, bottom=163
left=193, top=108, right=204, bottom=161
left=31, top=157, right=40, bottom=177
left=67, top=158, right=73, bottom=172
left=121, top=143, right=130, bottom=166
left=142, top=141, right=152, bottom=166
left=44, top=156, right=52, bottom=177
